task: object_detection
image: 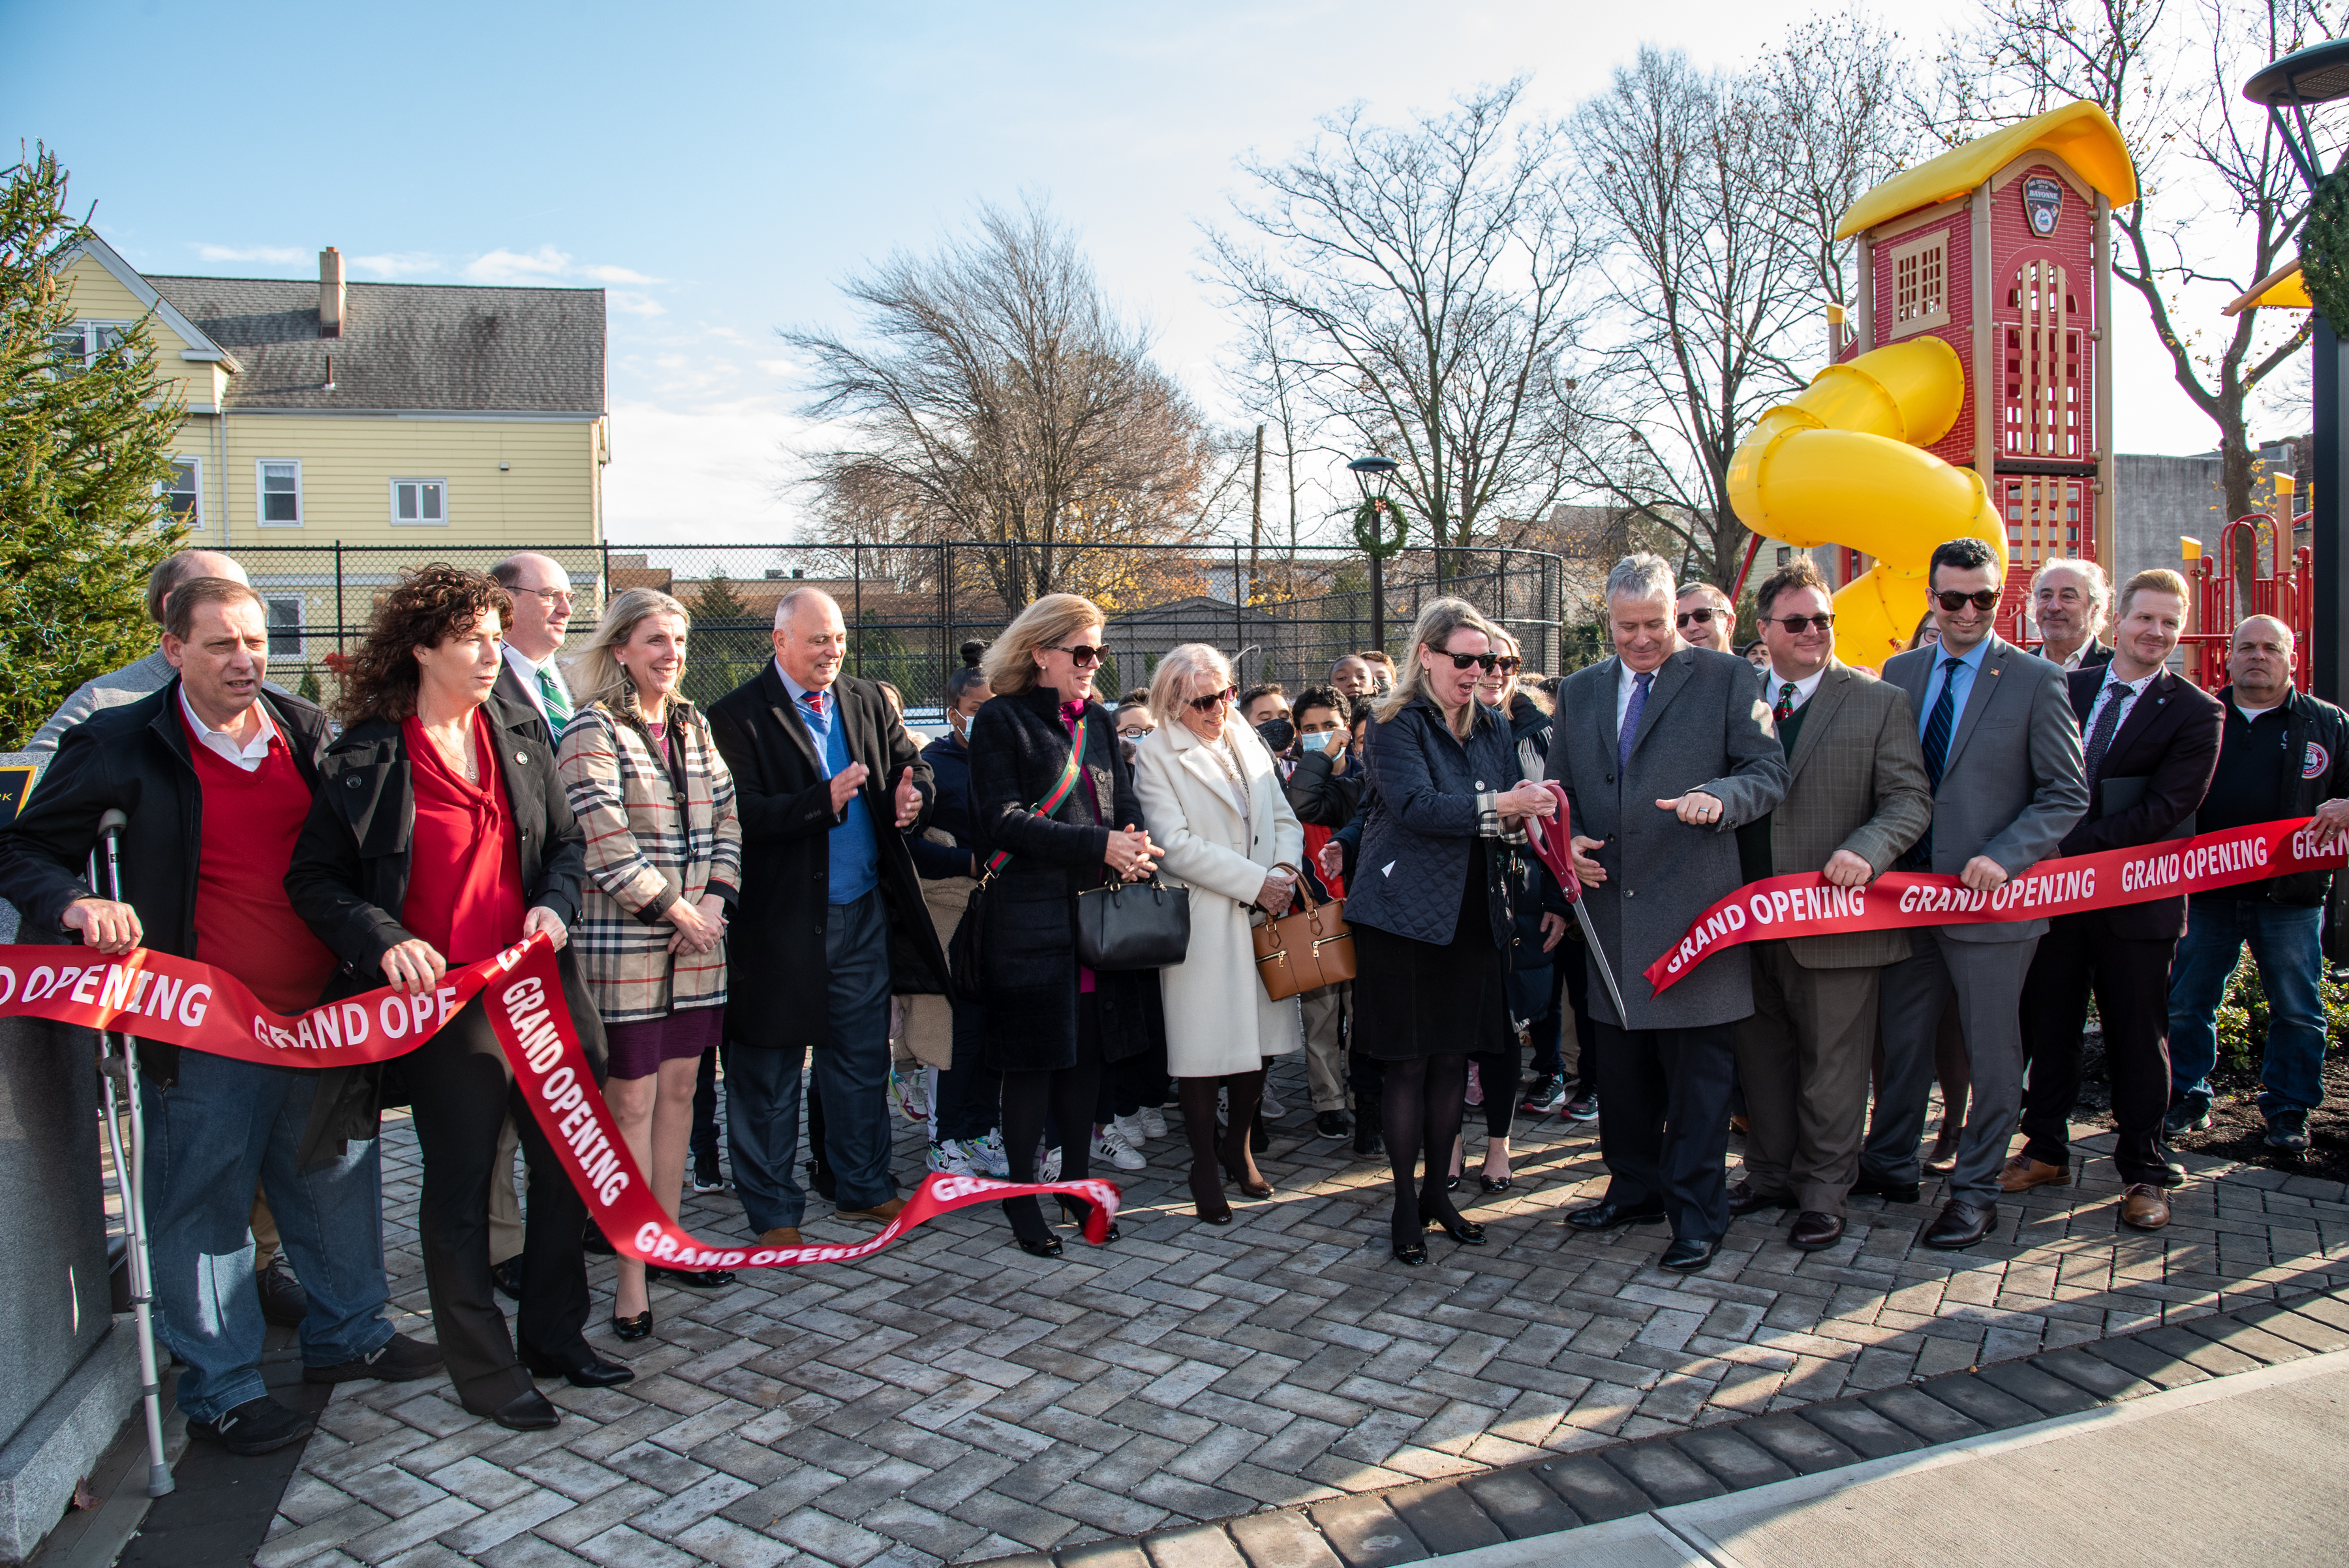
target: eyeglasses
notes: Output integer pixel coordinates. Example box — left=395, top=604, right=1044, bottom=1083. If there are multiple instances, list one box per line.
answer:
left=1492, top=656, right=1522, bottom=674
left=1435, top=651, right=1501, bottom=672
left=513, top=585, right=574, bottom=606
left=1935, top=590, right=2002, bottom=613
left=1047, top=643, right=1105, bottom=668
left=1188, top=686, right=1237, bottom=713
left=1675, top=607, right=1719, bottom=628
left=1766, top=613, right=1835, bottom=633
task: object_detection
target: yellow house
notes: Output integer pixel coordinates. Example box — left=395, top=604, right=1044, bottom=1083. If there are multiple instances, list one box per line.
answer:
left=54, top=234, right=609, bottom=655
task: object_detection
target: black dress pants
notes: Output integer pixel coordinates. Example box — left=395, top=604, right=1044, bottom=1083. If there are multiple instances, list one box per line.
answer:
left=1594, top=1019, right=1738, bottom=1242
left=405, top=995, right=595, bottom=1411
left=2018, top=911, right=2179, bottom=1186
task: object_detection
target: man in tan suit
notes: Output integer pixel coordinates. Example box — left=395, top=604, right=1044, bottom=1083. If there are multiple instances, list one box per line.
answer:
left=1730, top=558, right=1933, bottom=1250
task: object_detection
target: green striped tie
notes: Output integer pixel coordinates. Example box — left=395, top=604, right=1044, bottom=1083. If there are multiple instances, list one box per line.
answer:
left=538, top=665, right=572, bottom=726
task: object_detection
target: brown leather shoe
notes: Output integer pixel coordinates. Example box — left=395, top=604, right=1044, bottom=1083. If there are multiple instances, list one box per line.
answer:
left=1997, top=1156, right=2070, bottom=1193
left=835, top=1197, right=908, bottom=1225
left=759, top=1227, right=803, bottom=1248
left=1726, top=1179, right=1794, bottom=1216
left=1787, top=1211, right=1844, bottom=1251
left=2119, top=1184, right=2172, bottom=1231
left=1729, top=1113, right=1750, bottom=1135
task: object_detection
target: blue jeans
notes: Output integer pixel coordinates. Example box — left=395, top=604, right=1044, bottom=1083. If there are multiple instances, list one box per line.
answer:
left=2167, top=898, right=2327, bottom=1120
left=141, top=1051, right=392, bottom=1421
left=727, top=891, right=897, bottom=1227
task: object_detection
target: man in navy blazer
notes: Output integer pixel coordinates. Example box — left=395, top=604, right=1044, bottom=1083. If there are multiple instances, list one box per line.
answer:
left=1858, top=537, right=2087, bottom=1250
left=2012, top=570, right=2220, bottom=1229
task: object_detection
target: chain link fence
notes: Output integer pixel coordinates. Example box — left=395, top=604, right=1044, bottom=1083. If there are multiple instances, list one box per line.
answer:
left=221, top=540, right=1593, bottom=715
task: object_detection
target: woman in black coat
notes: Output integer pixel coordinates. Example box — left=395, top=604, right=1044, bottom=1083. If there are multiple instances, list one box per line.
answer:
left=286, top=566, right=622, bottom=1431
left=966, top=592, right=1161, bottom=1257
left=1345, top=599, right=1556, bottom=1265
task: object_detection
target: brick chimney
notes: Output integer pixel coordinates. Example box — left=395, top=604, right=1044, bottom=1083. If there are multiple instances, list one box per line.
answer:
left=319, top=247, right=345, bottom=338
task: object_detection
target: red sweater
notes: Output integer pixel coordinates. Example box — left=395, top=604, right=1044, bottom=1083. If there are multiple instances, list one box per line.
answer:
left=184, top=711, right=339, bottom=1013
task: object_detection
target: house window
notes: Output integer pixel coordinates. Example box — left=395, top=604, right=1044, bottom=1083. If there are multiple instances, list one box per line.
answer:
left=50, top=321, right=126, bottom=369
left=266, top=596, right=305, bottom=656
left=164, top=459, right=202, bottom=527
left=258, top=461, right=302, bottom=527
left=1775, top=547, right=1792, bottom=566
left=1886, top=232, right=1950, bottom=337
left=391, top=478, right=447, bottom=527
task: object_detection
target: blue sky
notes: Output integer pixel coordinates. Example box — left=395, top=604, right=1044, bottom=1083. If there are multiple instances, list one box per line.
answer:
left=3, top=0, right=2247, bottom=542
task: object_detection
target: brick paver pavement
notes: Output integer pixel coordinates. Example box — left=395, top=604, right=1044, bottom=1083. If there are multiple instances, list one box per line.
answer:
left=256, top=1058, right=2348, bottom=1567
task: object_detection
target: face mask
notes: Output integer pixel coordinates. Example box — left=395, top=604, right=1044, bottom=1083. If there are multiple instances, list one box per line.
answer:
left=1256, top=718, right=1295, bottom=754
left=1298, top=730, right=1340, bottom=755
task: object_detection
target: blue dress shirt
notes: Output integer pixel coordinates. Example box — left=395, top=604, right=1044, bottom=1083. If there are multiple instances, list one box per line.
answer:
left=1918, top=636, right=1991, bottom=740
left=778, top=663, right=880, bottom=905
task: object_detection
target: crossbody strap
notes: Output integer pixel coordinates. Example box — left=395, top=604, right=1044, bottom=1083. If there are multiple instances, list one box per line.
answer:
left=983, top=718, right=1088, bottom=877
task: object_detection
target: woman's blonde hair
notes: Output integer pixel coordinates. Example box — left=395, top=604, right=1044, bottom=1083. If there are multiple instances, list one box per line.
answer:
left=1145, top=643, right=1235, bottom=728
left=1374, top=596, right=1499, bottom=722
left=564, top=587, right=692, bottom=711
left=983, top=592, right=1105, bottom=696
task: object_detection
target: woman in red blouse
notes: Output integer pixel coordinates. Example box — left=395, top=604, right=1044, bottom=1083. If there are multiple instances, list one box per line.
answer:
left=289, top=566, right=626, bottom=1433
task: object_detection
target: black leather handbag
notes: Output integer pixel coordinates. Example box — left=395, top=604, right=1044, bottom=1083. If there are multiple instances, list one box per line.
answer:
left=1074, top=876, right=1191, bottom=970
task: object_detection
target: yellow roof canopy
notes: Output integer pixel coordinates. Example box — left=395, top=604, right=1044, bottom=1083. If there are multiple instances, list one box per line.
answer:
left=1836, top=100, right=2139, bottom=240
left=2223, top=261, right=2311, bottom=315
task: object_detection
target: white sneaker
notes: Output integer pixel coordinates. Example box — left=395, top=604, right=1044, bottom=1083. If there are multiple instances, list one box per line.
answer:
left=966, top=1131, right=1011, bottom=1177
left=1091, top=1126, right=1147, bottom=1173
left=1112, top=1112, right=1150, bottom=1147
left=1039, top=1146, right=1063, bottom=1182
left=1259, top=1088, right=1285, bottom=1118
left=929, top=1139, right=976, bottom=1175
left=891, top=1069, right=929, bottom=1124
left=1139, top=1106, right=1167, bottom=1139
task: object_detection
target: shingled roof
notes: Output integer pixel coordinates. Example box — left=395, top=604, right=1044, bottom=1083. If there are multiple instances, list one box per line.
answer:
left=144, top=275, right=606, bottom=414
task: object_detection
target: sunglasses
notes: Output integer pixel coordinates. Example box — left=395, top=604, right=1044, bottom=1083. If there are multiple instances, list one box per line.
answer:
left=1047, top=643, right=1105, bottom=668
left=1188, top=686, right=1237, bottom=713
left=1935, top=590, right=2002, bottom=613
left=1490, top=656, right=1523, bottom=673
left=1766, top=613, right=1835, bottom=633
left=1676, top=607, right=1719, bottom=627
left=1434, top=650, right=1501, bottom=672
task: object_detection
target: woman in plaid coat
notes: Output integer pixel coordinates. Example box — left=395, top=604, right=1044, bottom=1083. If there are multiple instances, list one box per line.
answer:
left=557, top=588, right=743, bottom=1338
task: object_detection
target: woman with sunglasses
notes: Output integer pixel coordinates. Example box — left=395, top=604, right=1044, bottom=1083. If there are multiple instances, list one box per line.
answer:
left=1347, top=598, right=1558, bottom=1264
left=1129, top=643, right=1305, bottom=1223
left=967, top=594, right=1162, bottom=1256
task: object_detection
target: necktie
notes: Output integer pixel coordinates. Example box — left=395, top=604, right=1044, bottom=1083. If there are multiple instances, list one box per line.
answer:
left=2083, top=681, right=2128, bottom=788
left=803, top=690, right=825, bottom=722
left=537, top=665, right=571, bottom=726
left=1775, top=681, right=1797, bottom=723
left=1920, top=656, right=1962, bottom=792
left=1618, top=670, right=1653, bottom=771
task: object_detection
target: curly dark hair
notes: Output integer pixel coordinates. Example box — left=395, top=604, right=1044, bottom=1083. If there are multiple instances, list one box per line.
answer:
left=337, top=564, right=514, bottom=724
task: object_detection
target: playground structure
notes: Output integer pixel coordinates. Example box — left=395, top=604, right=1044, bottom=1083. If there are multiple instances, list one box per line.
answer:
left=2181, top=493, right=2317, bottom=692
left=1730, top=102, right=2140, bottom=669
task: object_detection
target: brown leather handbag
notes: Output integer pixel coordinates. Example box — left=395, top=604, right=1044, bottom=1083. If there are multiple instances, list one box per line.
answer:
left=1251, top=876, right=1357, bottom=1001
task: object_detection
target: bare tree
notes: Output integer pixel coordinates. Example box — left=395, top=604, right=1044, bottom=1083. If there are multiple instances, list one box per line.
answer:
left=1221, top=298, right=1342, bottom=600
left=1204, top=80, right=1593, bottom=553
left=1933, top=0, right=2341, bottom=521
left=1570, top=44, right=1880, bottom=589
left=786, top=199, right=1217, bottom=613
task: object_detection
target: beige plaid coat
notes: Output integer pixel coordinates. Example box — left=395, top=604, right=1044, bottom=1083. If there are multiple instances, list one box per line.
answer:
left=556, top=690, right=743, bottom=1025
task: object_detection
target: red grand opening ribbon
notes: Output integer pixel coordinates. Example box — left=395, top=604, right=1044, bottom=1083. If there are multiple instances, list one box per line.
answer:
left=1644, top=815, right=2346, bottom=995
left=0, top=935, right=1117, bottom=1263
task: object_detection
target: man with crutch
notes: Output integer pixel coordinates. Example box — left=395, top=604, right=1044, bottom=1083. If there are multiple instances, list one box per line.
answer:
left=0, top=577, right=437, bottom=1455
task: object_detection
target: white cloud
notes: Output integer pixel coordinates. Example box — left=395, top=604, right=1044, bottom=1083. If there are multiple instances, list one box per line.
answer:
left=603, top=394, right=808, bottom=544
left=192, top=243, right=308, bottom=265
left=579, top=264, right=664, bottom=285
left=347, top=252, right=445, bottom=279
left=465, top=245, right=575, bottom=283
left=609, top=290, right=668, bottom=317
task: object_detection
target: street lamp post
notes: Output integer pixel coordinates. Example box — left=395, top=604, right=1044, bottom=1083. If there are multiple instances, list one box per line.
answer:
left=2245, top=37, right=2349, bottom=701
left=1348, top=455, right=1402, bottom=654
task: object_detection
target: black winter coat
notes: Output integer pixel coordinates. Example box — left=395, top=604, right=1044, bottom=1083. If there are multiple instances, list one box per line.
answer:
left=0, top=679, right=331, bottom=1096
left=1345, top=696, right=1520, bottom=948
left=909, top=730, right=982, bottom=882
left=967, top=686, right=1158, bottom=1071
left=704, top=665, right=948, bottom=1052
left=284, top=695, right=608, bottom=1152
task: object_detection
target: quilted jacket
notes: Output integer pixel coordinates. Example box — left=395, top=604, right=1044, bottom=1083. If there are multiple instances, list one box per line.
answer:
left=1344, top=696, right=1521, bottom=948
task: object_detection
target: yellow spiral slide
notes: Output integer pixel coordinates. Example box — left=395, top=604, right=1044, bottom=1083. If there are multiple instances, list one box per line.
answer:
left=1725, top=335, right=2006, bottom=669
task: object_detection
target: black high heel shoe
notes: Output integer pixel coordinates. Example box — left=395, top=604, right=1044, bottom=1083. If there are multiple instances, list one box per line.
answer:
left=645, top=1265, right=737, bottom=1289
left=1479, top=1174, right=1514, bottom=1195
left=1221, top=1160, right=1274, bottom=1200
left=609, top=1310, right=652, bottom=1342
left=1425, top=1213, right=1488, bottom=1246
left=1057, top=1197, right=1120, bottom=1243
left=1392, top=1239, right=1429, bottom=1265
left=1013, top=1233, right=1064, bottom=1258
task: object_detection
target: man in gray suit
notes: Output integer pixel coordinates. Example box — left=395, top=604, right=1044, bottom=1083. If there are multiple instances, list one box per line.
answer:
left=1730, top=558, right=1932, bottom=1252
left=1551, top=553, right=1789, bottom=1272
left=1858, top=536, right=2087, bottom=1250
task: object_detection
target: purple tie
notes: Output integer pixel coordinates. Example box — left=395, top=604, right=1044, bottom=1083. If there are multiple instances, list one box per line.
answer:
left=1618, top=670, right=1653, bottom=770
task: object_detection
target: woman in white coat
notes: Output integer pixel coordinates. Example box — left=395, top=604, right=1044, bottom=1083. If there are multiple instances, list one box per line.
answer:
left=1131, top=643, right=1305, bottom=1224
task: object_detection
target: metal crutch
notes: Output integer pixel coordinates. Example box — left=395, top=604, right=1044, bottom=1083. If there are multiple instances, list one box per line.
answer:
left=91, top=808, right=173, bottom=1497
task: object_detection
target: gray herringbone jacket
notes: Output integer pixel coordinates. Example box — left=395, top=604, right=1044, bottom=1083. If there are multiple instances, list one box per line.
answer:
left=1758, top=661, right=1933, bottom=970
